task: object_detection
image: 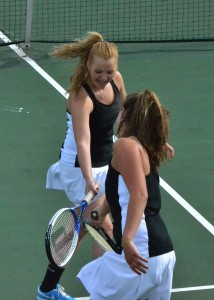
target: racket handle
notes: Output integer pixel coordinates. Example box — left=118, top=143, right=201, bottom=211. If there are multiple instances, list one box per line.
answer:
left=84, top=190, right=95, bottom=203
left=91, top=210, right=99, bottom=221
left=84, top=182, right=101, bottom=204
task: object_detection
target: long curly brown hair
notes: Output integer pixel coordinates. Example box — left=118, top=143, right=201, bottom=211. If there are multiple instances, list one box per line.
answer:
left=50, top=32, right=118, bottom=93
left=119, top=89, right=170, bottom=173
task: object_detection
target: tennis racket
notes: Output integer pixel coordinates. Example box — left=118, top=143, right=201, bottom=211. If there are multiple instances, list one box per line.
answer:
left=45, top=187, right=99, bottom=268
left=83, top=220, right=122, bottom=254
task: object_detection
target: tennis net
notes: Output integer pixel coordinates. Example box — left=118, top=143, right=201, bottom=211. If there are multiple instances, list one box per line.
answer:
left=1, top=0, right=214, bottom=46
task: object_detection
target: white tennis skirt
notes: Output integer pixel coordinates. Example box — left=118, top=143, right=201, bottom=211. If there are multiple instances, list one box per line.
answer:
left=77, top=250, right=176, bottom=300
left=46, top=161, right=108, bottom=206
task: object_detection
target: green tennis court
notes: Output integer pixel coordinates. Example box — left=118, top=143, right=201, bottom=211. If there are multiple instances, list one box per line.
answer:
left=0, top=1, right=214, bottom=299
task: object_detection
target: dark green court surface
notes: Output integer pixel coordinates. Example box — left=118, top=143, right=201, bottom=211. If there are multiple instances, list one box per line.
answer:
left=0, top=41, right=213, bottom=299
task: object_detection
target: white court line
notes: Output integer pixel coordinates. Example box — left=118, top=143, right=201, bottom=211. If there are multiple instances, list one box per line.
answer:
left=2, top=31, right=213, bottom=236
left=75, top=285, right=214, bottom=298
left=160, top=178, right=214, bottom=236
left=0, top=31, right=68, bottom=99
left=171, top=285, right=214, bottom=293
left=1, top=33, right=213, bottom=295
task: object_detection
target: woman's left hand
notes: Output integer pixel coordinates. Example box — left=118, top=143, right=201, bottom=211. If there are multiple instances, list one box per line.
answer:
left=166, top=143, right=175, bottom=158
left=123, top=241, right=149, bottom=275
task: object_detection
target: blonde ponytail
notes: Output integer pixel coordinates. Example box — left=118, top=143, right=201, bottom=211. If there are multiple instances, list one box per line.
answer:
left=49, top=32, right=118, bottom=93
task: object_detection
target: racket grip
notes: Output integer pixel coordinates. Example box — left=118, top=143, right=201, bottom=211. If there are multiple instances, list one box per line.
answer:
left=91, top=210, right=99, bottom=221
left=84, top=182, right=101, bottom=204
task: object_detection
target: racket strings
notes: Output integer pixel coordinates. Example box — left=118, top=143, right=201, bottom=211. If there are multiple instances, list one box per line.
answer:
left=50, top=211, right=76, bottom=265
left=84, top=223, right=113, bottom=252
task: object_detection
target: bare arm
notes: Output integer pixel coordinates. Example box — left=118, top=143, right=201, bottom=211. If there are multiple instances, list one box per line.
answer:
left=112, top=138, right=148, bottom=241
left=112, top=138, right=149, bottom=274
left=114, top=71, right=127, bottom=104
left=113, top=71, right=127, bottom=136
left=68, top=91, right=97, bottom=195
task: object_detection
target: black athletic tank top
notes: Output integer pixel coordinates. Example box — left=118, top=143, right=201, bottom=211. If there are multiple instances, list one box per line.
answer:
left=76, top=80, right=121, bottom=167
left=105, top=163, right=174, bottom=257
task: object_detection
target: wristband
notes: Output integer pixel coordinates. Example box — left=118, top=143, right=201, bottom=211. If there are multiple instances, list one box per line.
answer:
left=122, top=239, right=132, bottom=247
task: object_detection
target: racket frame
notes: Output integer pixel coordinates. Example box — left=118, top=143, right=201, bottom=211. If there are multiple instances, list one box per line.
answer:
left=45, top=208, right=79, bottom=267
left=45, top=189, right=97, bottom=267
left=83, top=220, right=122, bottom=254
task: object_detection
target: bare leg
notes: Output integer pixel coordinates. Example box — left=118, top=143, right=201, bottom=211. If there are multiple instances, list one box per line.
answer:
left=91, top=213, right=112, bottom=258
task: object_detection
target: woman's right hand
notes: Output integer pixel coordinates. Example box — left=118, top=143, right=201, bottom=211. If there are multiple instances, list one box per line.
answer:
left=85, top=178, right=99, bottom=196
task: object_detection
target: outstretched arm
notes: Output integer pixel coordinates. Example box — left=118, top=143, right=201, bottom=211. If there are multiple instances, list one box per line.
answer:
left=68, top=91, right=97, bottom=195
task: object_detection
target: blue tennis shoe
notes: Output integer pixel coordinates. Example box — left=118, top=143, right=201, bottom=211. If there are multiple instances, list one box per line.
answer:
left=37, top=284, right=75, bottom=300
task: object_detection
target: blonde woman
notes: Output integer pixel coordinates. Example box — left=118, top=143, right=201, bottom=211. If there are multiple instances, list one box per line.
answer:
left=37, top=32, right=126, bottom=300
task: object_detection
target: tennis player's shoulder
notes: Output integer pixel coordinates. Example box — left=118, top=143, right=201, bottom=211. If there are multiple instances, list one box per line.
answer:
left=113, top=137, right=139, bottom=155
left=69, top=87, right=89, bottom=102
left=113, top=71, right=125, bottom=87
left=68, top=87, right=93, bottom=113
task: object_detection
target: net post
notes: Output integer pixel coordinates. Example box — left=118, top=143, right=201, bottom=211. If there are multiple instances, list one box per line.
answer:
left=24, top=0, right=34, bottom=48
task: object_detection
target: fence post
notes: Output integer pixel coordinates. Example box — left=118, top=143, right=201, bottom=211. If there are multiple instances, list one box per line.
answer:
left=24, top=0, right=34, bottom=48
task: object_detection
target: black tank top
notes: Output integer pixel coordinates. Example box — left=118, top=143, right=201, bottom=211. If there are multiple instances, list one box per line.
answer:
left=105, top=163, right=174, bottom=257
left=79, top=80, right=121, bottom=167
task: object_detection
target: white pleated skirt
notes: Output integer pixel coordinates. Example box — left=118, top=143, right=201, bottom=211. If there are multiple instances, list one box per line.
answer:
left=77, top=250, right=176, bottom=300
left=46, top=161, right=108, bottom=206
